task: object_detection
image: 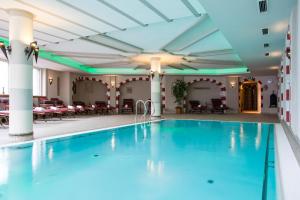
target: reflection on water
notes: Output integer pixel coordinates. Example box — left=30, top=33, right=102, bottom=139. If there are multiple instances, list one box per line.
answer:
left=239, top=124, right=245, bottom=147
left=255, top=123, right=262, bottom=150
left=147, top=160, right=164, bottom=175
left=48, top=146, right=54, bottom=161
left=32, top=140, right=46, bottom=174
left=111, top=133, right=116, bottom=151
left=0, top=149, right=9, bottom=185
left=230, top=129, right=236, bottom=153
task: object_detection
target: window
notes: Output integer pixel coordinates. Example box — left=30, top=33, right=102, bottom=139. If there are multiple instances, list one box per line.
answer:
left=0, top=61, right=8, bottom=95
left=0, top=61, right=41, bottom=96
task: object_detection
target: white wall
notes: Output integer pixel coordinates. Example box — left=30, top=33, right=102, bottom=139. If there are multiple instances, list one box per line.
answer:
left=226, top=76, right=239, bottom=113
left=289, top=3, right=300, bottom=140
left=46, top=69, right=73, bottom=105
left=73, top=80, right=108, bottom=105
left=186, top=81, right=221, bottom=110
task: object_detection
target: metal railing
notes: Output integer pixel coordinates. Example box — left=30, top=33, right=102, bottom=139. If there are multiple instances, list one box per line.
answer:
left=135, top=100, right=154, bottom=123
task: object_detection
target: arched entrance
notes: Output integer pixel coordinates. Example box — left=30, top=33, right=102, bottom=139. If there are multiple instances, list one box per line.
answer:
left=239, top=80, right=261, bottom=113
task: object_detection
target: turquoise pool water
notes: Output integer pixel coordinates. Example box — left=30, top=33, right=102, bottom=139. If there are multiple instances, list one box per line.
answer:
left=0, top=120, right=276, bottom=200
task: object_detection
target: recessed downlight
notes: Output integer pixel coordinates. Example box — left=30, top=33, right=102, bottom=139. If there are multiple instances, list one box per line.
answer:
left=258, top=0, right=268, bottom=13
left=265, top=52, right=270, bottom=56
left=264, top=43, right=269, bottom=47
left=262, top=28, right=269, bottom=35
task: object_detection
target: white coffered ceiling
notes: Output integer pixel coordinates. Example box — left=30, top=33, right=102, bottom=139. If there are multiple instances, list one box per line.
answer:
left=0, top=0, right=296, bottom=75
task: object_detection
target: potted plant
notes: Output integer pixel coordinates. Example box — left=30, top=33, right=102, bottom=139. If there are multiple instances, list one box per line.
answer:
left=172, top=80, right=188, bottom=114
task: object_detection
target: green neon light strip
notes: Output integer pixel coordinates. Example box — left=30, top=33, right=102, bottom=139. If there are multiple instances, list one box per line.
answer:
left=0, top=36, right=249, bottom=75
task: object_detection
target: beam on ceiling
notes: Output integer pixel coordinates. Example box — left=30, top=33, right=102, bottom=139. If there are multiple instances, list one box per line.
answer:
left=16, top=0, right=101, bottom=34
left=96, top=0, right=147, bottom=27
left=82, top=34, right=143, bottom=53
left=134, top=65, right=149, bottom=70
left=189, top=49, right=234, bottom=57
left=48, top=51, right=126, bottom=59
left=186, top=59, right=243, bottom=66
left=0, top=27, right=55, bottom=44
left=177, top=28, right=219, bottom=51
left=90, top=61, right=134, bottom=68
left=56, top=0, right=124, bottom=31
left=180, top=63, right=198, bottom=70
left=35, top=20, right=82, bottom=37
left=181, top=0, right=201, bottom=17
left=167, top=65, right=184, bottom=70
left=160, top=14, right=207, bottom=51
left=138, top=0, right=172, bottom=22
left=0, top=18, right=70, bottom=41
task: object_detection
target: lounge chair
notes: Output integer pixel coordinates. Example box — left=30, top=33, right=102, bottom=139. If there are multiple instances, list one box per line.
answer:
left=211, top=99, right=228, bottom=114
left=95, top=101, right=108, bottom=114
left=189, top=100, right=207, bottom=113
left=121, top=99, right=134, bottom=114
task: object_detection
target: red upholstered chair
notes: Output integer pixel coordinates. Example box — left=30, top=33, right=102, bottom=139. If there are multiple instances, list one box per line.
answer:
left=95, top=101, right=108, bottom=114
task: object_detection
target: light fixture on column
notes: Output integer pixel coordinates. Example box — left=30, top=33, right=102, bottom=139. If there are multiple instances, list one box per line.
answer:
left=25, top=41, right=39, bottom=62
left=230, top=81, right=236, bottom=88
left=159, top=72, right=165, bottom=81
left=48, top=77, right=53, bottom=85
left=150, top=70, right=155, bottom=79
left=0, top=41, right=11, bottom=60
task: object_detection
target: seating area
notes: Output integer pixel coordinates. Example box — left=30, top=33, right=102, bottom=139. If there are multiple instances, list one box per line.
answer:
left=0, top=96, right=119, bottom=125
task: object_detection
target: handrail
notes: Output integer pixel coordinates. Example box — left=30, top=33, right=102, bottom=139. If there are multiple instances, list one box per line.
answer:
left=144, top=100, right=155, bottom=121
left=135, top=99, right=154, bottom=123
left=135, top=100, right=147, bottom=123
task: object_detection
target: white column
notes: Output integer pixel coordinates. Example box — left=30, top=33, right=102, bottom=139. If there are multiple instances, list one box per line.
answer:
left=150, top=57, right=161, bottom=118
left=8, top=9, right=34, bottom=136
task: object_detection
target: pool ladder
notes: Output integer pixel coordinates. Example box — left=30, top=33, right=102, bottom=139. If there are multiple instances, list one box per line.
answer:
left=135, top=100, right=155, bottom=123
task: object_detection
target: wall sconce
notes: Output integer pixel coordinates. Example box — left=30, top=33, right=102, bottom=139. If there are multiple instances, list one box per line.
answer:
left=110, top=76, right=116, bottom=88
left=48, top=77, right=53, bottom=85
left=230, top=81, right=236, bottom=88
left=25, top=41, right=39, bottom=62
left=0, top=41, right=11, bottom=60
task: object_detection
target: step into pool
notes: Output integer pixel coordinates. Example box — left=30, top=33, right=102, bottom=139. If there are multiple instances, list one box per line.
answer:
left=0, top=120, right=276, bottom=200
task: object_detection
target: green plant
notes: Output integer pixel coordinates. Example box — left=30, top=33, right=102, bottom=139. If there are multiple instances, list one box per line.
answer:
left=172, top=80, right=188, bottom=107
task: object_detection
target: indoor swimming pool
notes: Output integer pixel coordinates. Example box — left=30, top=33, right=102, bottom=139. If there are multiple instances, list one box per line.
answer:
left=0, top=120, right=276, bottom=200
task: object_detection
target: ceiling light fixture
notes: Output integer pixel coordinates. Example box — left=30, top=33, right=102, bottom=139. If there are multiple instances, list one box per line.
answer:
left=258, top=0, right=268, bottom=13
left=262, top=28, right=269, bottom=35
left=264, top=43, right=269, bottom=47
left=270, top=51, right=282, bottom=57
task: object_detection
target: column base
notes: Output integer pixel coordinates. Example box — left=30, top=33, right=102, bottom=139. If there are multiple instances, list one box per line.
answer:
left=9, top=132, right=33, bottom=142
left=151, top=116, right=161, bottom=120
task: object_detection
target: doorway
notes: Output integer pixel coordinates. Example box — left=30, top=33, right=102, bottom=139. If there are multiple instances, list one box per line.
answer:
left=239, top=81, right=261, bottom=113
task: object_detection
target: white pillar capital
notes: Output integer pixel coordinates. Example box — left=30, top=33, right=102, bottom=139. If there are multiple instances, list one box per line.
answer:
left=150, top=57, right=161, bottom=73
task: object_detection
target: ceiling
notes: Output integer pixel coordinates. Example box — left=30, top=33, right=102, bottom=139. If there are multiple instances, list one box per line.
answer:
left=0, top=0, right=296, bottom=75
